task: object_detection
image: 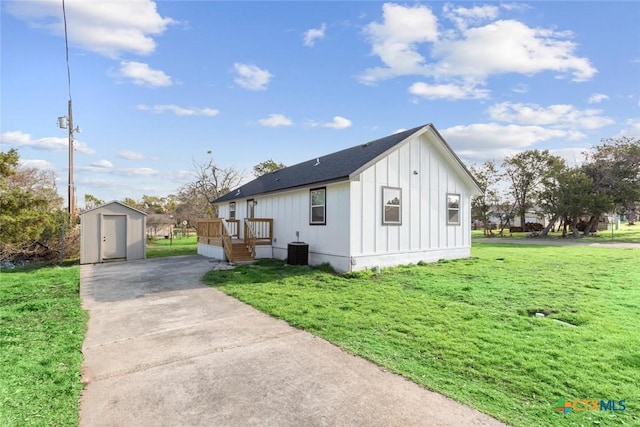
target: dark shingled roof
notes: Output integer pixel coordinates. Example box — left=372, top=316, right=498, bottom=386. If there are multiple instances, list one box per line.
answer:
left=214, top=124, right=428, bottom=203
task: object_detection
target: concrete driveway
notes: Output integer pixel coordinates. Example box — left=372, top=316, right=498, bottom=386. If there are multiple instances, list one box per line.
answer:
left=80, top=255, right=507, bottom=427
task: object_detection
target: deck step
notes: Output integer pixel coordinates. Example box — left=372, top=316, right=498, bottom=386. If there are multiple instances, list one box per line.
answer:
left=229, top=242, right=254, bottom=262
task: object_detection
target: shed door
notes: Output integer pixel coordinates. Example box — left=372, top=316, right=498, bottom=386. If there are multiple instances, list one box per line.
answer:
left=103, top=215, right=127, bottom=259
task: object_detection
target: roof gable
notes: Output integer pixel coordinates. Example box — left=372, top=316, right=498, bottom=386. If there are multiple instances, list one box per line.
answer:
left=214, top=123, right=479, bottom=202
left=79, top=200, right=148, bottom=216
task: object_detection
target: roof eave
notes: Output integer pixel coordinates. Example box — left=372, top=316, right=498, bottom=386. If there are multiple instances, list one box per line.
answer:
left=79, top=200, right=148, bottom=216
left=213, top=176, right=350, bottom=204
left=429, top=126, right=483, bottom=195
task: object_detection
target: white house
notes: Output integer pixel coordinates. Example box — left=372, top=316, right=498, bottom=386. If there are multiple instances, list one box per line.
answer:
left=201, top=124, right=481, bottom=272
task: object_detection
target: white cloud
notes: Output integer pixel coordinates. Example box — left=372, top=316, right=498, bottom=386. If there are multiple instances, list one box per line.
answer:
left=409, top=81, right=489, bottom=100
left=588, top=93, right=609, bottom=104
left=91, top=159, right=114, bottom=168
left=115, top=61, right=172, bottom=87
left=1, top=130, right=32, bottom=146
left=6, top=0, right=174, bottom=58
left=360, top=3, right=438, bottom=83
left=77, top=165, right=159, bottom=176
left=443, top=4, right=499, bottom=30
left=432, top=20, right=597, bottom=81
left=323, top=116, right=352, bottom=129
left=443, top=123, right=570, bottom=151
left=167, top=170, right=194, bottom=182
left=303, top=23, right=327, bottom=47
left=233, top=63, right=273, bottom=90
left=432, top=20, right=596, bottom=82
left=500, top=3, right=533, bottom=13
left=549, top=147, right=589, bottom=167
left=488, top=102, right=614, bottom=130
left=126, top=167, right=158, bottom=176
left=512, top=83, right=528, bottom=94
left=258, top=114, right=293, bottom=127
left=137, top=104, right=219, bottom=116
left=20, top=159, right=55, bottom=170
left=118, top=150, right=146, bottom=160
left=617, top=119, right=640, bottom=137
left=359, top=4, right=596, bottom=84
left=76, top=177, right=115, bottom=190
left=1, top=130, right=94, bottom=154
left=442, top=123, right=581, bottom=162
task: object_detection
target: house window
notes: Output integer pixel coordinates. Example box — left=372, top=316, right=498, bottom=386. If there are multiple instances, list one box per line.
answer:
left=310, top=187, right=326, bottom=225
left=382, top=187, right=402, bottom=225
left=229, top=202, right=236, bottom=219
left=447, top=194, right=460, bottom=225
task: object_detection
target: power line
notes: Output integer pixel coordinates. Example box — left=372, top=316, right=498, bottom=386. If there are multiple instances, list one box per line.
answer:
left=62, top=0, right=71, bottom=101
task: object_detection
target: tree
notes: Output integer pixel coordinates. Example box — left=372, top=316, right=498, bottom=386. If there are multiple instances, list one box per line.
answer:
left=470, top=160, right=502, bottom=235
left=541, top=167, right=594, bottom=237
left=493, top=197, right=518, bottom=236
left=176, top=156, right=244, bottom=223
left=0, top=149, right=69, bottom=260
left=122, top=197, right=144, bottom=210
left=582, top=136, right=640, bottom=230
left=0, top=148, right=19, bottom=177
left=175, top=186, right=214, bottom=225
left=252, top=159, right=286, bottom=177
left=141, top=195, right=167, bottom=214
left=502, top=150, right=564, bottom=231
left=84, top=194, right=104, bottom=210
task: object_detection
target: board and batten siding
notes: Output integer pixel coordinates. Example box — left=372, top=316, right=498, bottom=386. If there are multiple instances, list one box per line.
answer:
left=217, top=182, right=351, bottom=271
left=349, top=130, right=473, bottom=270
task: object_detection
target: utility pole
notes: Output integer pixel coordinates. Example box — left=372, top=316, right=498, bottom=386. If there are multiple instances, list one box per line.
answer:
left=60, top=0, right=78, bottom=221
left=58, top=101, right=78, bottom=219
left=68, top=99, right=75, bottom=219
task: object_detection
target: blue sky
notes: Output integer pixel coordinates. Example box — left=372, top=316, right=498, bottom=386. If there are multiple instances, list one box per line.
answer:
left=2, top=1, right=639, bottom=206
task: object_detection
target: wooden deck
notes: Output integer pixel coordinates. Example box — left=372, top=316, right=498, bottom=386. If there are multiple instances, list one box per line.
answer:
left=197, top=218, right=273, bottom=263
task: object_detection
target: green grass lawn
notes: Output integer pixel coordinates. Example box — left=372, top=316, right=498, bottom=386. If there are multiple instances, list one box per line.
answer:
left=146, top=234, right=197, bottom=258
left=588, top=223, right=640, bottom=242
left=205, top=244, right=639, bottom=427
left=473, top=223, right=640, bottom=243
left=0, top=264, right=86, bottom=426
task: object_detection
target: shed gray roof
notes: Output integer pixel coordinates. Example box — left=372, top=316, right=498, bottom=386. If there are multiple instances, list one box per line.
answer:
left=79, top=200, right=148, bottom=216
left=214, top=124, right=476, bottom=203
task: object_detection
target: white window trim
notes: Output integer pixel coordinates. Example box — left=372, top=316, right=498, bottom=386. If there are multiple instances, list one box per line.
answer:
left=309, top=187, right=326, bottom=225
left=382, top=186, right=402, bottom=225
left=447, top=193, right=460, bottom=225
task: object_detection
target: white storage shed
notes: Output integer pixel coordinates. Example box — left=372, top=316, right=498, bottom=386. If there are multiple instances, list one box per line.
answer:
left=80, top=201, right=147, bottom=264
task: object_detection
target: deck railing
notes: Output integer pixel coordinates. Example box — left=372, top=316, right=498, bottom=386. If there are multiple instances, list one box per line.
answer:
left=244, top=218, right=273, bottom=245
left=196, top=218, right=236, bottom=262
left=220, top=221, right=234, bottom=262
left=198, top=218, right=272, bottom=262
left=245, top=222, right=257, bottom=259
left=225, top=219, right=240, bottom=238
left=197, top=219, right=222, bottom=245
